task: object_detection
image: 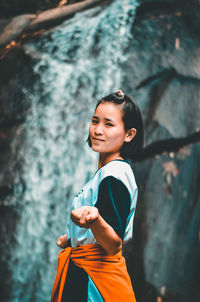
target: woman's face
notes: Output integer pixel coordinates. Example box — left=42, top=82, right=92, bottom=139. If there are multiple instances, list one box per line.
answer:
left=89, top=102, right=129, bottom=156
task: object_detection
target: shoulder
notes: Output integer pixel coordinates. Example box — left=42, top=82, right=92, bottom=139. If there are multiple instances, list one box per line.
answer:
left=97, top=160, right=137, bottom=193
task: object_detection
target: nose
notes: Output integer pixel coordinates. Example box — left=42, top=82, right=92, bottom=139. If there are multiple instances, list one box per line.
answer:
left=94, top=123, right=104, bottom=136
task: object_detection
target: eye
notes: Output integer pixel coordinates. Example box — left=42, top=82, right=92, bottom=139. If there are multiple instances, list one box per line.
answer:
left=92, top=119, right=98, bottom=124
left=106, top=122, right=113, bottom=127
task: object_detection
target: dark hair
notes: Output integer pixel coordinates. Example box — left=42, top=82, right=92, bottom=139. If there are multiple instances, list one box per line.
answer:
left=87, top=91, right=144, bottom=162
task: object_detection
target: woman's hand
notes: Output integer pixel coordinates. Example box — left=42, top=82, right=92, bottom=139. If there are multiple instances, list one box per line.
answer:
left=71, top=206, right=122, bottom=255
left=56, top=234, right=68, bottom=248
left=71, top=206, right=99, bottom=228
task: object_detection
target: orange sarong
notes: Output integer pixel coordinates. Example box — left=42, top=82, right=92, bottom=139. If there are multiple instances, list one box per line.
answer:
left=51, top=244, right=136, bottom=302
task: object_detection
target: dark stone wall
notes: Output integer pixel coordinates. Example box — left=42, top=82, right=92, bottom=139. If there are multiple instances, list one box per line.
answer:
left=122, top=1, right=200, bottom=301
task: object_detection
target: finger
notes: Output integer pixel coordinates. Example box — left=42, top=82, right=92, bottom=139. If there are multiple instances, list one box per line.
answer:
left=71, top=209, right=81, bottom=219
left=57, top=240, right=63, bottom=247
left=63, top=234, right=67, bottom=240
left=86, top=208, right=99, bottom=222
left=79, top=210, right=88, bottom=225
left=77, top=221, right=90, bottom=229
left=86, top=214, right=97, bottom=223
left=71, top=210, right=81, bottom=224
left=86, top=214, right=93, bottom=222
left=57, top=235, right=63, bottom=242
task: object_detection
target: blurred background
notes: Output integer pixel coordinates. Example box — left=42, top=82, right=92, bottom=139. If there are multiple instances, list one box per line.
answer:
left=0, top=0, right=200, bottom=301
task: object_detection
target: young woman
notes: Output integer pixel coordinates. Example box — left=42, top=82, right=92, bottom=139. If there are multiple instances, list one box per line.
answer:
left=51, top=90, right=144, bottom=302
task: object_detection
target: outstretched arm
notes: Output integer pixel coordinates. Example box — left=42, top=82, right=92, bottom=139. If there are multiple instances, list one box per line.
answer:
left=71, top=206, right=122, bottom=255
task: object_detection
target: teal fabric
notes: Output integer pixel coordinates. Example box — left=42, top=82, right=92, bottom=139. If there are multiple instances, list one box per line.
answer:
left=87, top=276, right=104, bottom=302
left=67, top=160, right=138, bottom=247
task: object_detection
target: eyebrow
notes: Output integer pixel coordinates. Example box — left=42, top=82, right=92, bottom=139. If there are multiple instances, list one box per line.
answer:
left=92, top=116, right=115, bottom=123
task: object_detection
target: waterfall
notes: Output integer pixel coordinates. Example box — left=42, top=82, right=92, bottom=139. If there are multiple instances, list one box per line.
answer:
left=6, top=1, right=138, bottom=301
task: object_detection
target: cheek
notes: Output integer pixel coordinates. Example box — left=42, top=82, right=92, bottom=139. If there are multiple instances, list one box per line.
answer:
left=110, top=128, right=126, bottom=142
left=89, top=124, right=92, bottom=136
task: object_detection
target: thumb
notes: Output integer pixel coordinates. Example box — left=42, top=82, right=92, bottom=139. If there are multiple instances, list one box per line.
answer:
left=86, top=214, right=93, bottom=222
left=86, top=212, right=98, bottom=222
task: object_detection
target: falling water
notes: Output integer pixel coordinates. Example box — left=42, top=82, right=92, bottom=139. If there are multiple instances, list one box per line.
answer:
left=5, top=1, right=138, bottom=301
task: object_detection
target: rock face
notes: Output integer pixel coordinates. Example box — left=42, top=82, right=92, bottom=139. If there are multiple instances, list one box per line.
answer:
left=0, top=1, right=200, bottom=302
left=122, top=2, right=200, bottom=301
left=125, top=145, right=200, bottom=302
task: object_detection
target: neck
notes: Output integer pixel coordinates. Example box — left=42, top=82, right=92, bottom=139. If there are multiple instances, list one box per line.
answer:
left=98, top=152, right=124, bottom=169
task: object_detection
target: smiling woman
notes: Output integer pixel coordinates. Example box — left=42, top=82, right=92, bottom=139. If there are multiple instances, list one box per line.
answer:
left=89, top=101, right=137, bottom=168
left=51, top=90, right=144, bottom=302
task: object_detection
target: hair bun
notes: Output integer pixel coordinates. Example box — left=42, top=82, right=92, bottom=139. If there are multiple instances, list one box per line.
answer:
left=116, top=90, right=125, bottom=98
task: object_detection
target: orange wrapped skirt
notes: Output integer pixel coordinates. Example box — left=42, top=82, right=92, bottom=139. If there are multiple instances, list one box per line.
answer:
left=51, top=244, right=136, bottom=302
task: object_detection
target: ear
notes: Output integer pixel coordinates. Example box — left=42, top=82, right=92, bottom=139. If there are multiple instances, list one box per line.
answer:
left=124, top=128, right=137, bottom=143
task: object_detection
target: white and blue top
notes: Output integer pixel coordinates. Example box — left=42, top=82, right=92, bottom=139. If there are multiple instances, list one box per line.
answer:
left=66, top=159, right=138, bottom=248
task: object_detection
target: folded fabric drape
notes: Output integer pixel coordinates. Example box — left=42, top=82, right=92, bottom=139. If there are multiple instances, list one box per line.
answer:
left=51, top=244, right=136, bottom=302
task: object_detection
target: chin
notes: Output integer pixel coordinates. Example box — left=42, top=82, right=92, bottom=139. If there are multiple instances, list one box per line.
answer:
left=91, top=145, right=101, bottom=152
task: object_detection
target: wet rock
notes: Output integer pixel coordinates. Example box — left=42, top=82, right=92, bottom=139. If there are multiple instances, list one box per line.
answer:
left=127, top=142, right=200, bottom=302
left=121, top=2, right=200, bottom=301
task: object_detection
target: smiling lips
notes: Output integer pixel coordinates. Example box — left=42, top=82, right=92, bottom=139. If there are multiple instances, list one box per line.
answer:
left=92, top=137, right=105, bottom=142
